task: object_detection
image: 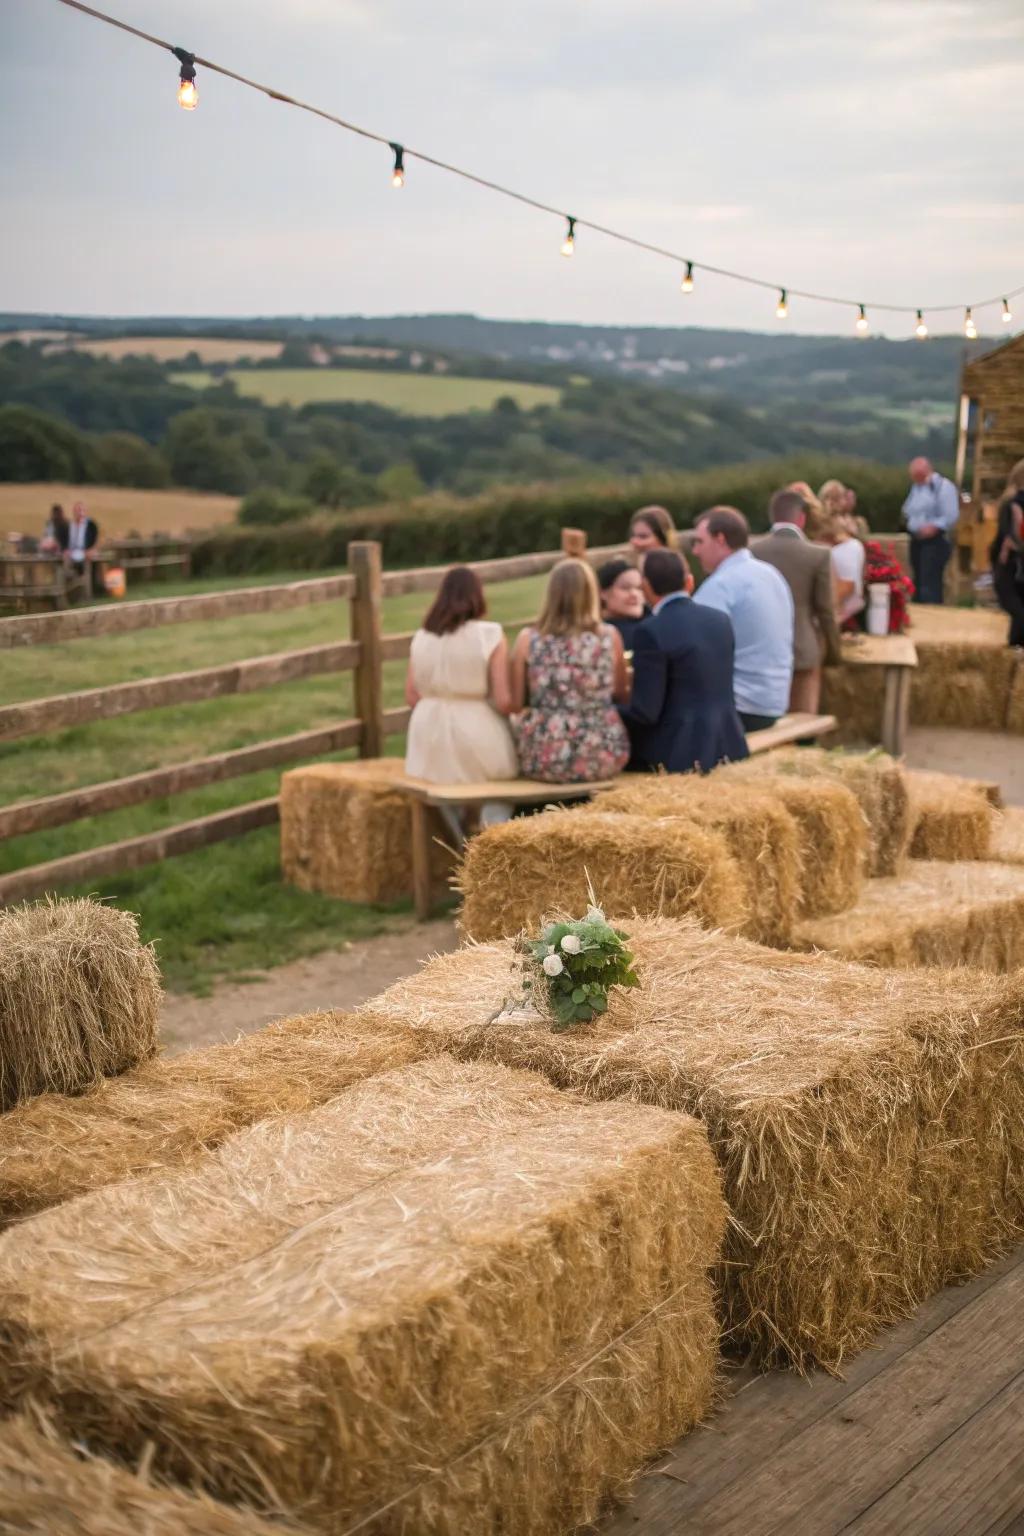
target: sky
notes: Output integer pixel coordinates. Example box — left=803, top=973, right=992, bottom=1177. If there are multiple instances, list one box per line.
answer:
left=2, top=0, right=1022, bottom=336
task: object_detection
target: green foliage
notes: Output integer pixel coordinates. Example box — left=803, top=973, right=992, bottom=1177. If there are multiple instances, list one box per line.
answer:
left=0, top=403, right=97, bottom=482
left=520, top=909, right=640, bottom=1031
left=237, top=488, right=316, bottom=526
left=93, top=431, right=170, bottom=488
left=375, top=461, right=424, bottom=501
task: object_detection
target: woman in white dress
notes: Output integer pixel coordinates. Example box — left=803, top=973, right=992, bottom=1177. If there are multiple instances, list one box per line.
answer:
left=404, top=567, right=518, bottom=792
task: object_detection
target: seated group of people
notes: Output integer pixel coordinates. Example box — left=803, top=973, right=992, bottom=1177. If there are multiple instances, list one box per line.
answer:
left=404, top=489, right=865, bottom=794
left=38, top=502, right=100, bottom=574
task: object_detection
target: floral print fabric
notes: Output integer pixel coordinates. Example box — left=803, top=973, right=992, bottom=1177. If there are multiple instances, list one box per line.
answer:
left=513, top=628, right=629, bottom=783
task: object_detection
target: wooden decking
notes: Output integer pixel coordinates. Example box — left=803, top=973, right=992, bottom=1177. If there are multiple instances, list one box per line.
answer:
left=597, top=1244, right=1024, bottom=1535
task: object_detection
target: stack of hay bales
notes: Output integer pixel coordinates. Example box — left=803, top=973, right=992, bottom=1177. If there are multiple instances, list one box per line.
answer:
left=0, top=1057, right=725, bottom=1535
left=359, top=916, right=1024, bottom=1371
left=0, top=1413, right=306, bottom=1536
left=459, top=808, right=748, bottom=941
left=820, top=657, right=886, bottom=746
left=905, top=768, right=996, bottom=861
left=795, top=860, right=1024, bottom=971
left=993, top=806, right=1024, bottom=866
left=0, top=899, right=160, bottom=1112
left=910, top=606, right=1019, bottom=732
left=0, top=1011, right=435, bottom=1227
left=280, top=759, right=454, bottom=903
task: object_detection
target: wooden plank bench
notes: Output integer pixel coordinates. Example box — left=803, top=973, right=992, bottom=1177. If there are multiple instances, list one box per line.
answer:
left=397, top=712, right=837, bottom=918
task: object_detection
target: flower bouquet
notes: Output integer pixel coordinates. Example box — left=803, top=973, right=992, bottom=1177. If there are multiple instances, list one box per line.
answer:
left=860, top=540, right=915, bottom=634
left=515, top=905, right=640, bottom=1032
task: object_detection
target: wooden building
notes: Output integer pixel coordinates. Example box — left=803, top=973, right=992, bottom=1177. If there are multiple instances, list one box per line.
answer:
left=955, top=330, right=1024, bottom=504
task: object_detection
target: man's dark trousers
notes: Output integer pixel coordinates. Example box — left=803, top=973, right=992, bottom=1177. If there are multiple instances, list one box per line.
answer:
left=910, top=533, right=951, bottom=604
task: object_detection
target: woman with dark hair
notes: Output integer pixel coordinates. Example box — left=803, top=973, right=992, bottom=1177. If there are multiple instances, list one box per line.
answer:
left=404, top=566, right=517, bottom=788
left=629, top=504, right=677, bottom=554
left=40, top=504, right=69, bottom=554
left=597, top=558, right=645, bottom=648
left=991, top=458, right=1024, bottom=647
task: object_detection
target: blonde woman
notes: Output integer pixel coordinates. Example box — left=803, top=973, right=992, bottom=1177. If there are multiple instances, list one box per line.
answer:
left=786, top=481, right=828, bottom=542
left=819, top=478, right=848, bottom=530
left=992, top=458, right=1024, bottom=646
left=510, top=559, right=630, bottom=782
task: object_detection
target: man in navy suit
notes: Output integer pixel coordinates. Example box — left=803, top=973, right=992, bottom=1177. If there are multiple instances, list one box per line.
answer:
left=620, top=549, right=748, bottom=773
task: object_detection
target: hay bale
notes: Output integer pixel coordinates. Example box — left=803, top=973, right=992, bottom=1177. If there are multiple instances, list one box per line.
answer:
left=280, top=759, right=454, bottom=904
left=906, top=768, right=995, bottom=861
left=718, top=747, right=910, bottom=878
left=0, top=1057, right=725, bottom=1534
left=1004, top=658, right=1024, bottom=734
left=588, top=779, right=802, bottom=946
left=992, top=806, right=1024, bottom=866
left=708, top=772, right=866, bottom=917
left=0, top=898, right=160, bottom=1112
left=0, top=1412, right=303, bottom=1536
left=458, top=808, right=749, bottom=941
left=359, top=916, right=1024, bottom=1370
left=795, top=860, right=1024, bottom=971
left=820, top=659, right=885, bottom=745
left=909, top=606, right=1018, bottom=731
left=0, top=1010, right=434, bottom=1227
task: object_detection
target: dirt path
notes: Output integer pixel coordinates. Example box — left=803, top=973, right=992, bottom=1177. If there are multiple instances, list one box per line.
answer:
left=904, top=727, right=1024, bottom=805
left=160, top=919, right=458, bottom=1054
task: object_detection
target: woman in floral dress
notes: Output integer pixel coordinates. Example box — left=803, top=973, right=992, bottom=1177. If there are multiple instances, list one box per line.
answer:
left=510, top=559, right=630, bottom=783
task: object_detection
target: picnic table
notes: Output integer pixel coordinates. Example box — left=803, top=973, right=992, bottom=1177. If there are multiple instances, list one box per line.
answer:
left=838, top=632, right=918, bottom=756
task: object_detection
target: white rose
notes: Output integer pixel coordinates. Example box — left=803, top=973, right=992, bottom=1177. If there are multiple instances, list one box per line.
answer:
left=542, top=953, right=564, bottom=977
left=560, top=934, right=582, bottom=954
left=586, top=905, right=606, bottom=924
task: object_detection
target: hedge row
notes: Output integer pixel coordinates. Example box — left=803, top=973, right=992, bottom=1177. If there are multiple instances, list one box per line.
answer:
left=190, top=455, right=912, bottom=576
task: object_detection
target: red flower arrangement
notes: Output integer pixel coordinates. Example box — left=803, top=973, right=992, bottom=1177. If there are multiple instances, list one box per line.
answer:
left=861, top=539, right=915, bottom=634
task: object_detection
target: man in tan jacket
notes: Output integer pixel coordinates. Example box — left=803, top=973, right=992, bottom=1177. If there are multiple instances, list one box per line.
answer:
left=753, top=488, right=841, bottom=713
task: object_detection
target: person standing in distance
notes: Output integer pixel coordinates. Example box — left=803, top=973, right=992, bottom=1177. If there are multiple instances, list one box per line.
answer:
left=691, top=506, right=794, bottom=732
left=902, top=457, right=959, bottom=604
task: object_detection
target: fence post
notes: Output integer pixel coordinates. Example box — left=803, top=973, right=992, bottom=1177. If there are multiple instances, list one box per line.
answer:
left=349, top=540, right=385, bottom=758
left=561, top=527, right=587, bottom=557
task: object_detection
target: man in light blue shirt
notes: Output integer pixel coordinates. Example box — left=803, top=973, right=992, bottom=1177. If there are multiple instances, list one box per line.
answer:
left=902, top=457, right=959, bottom=605
left=691, top=506, right=794, bottom=730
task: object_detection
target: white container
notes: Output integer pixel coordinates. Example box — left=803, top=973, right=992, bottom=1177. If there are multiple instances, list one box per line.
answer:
left=866, top=582, right=891, bottom=637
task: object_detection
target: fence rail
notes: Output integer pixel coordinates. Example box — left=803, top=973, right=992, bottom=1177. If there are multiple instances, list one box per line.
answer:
left=0, top=533, right=596, bottom=904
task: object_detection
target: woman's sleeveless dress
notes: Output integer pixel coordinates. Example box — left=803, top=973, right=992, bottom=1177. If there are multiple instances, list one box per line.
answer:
left=405, top=619, right=518, bottom=783
left=513, top=628, right=629, bottom=783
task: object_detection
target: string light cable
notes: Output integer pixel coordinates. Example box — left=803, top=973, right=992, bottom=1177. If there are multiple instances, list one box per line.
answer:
left=50, top=0, right=1024, bottom=334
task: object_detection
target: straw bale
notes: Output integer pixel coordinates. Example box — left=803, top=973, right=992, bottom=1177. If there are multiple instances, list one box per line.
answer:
left=1004, top=658, right=1024, bottom=734
left=906, top=768, right=994, bottom=861
left=820, top=660, right=885, bottom=745
left=458, top=808, right=748, bottom=941
left=908, top=605, right=1019, bottom=731
left=796, top=860, right=1024, bottom=971
left=280, top=759, right=454, bottom=904
left=992, top=806, right=1024, bottom=866
left=0, top=1412, right=304, bottom=1536
left=0, top=1010, right=434, bottom=1227
left=704, top=770, right=865, bottom=916
left=718, top=747, right=909, bottom=878
left=0, top=1058, right=725, bottom=1534
left=587, top=779, right=802, bottom=945
left=0, top=898, right=160, bottom=1112
left=359, top=916, right=1024, bottom=1370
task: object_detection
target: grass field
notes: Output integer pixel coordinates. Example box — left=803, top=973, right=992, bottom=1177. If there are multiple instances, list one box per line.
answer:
left=0, top=484, right=240, bottom=540
left=173, top=367, right=563, bottom=415
left=0, top=570, right=548, bottom=993
left=51, top=336, right=285, bottom=363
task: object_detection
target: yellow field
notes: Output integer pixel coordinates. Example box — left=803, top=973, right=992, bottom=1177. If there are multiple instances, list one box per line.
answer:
left=44, top=337, right=284, bottom=364
left=0, top=484, right=239, bottom=539
left=174, top=367, right=562, bottom=415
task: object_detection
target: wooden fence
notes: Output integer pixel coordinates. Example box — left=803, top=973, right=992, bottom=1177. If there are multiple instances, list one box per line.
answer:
left=0, top=527, right=619, bottom=905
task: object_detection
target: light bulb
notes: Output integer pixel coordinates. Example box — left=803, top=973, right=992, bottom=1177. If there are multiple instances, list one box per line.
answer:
left=561, top=216, right=576, bottom=258
left=175, top=51, right=198, bottom=111
left=1004, top=299, right=1013, bottom=325
left=681, top=261, right=694, bottom=294
left=775, top=288, right=788, bottom=320
left=964, top=308, right=977, bottom=340
left=390, top=143, right=405, bottom=188
left=915, top=310, right=929, bottom=340
left=856, top=305, right=868, bottom=335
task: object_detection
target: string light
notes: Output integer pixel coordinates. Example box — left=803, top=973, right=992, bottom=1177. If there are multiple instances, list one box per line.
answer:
left=172, top=46, right=197, bottom=110
left=915, top=310, right=929, bottom=340
left=856, top=304, right=869, bottom=336
left=389, top=143, right=405, bottom=188
left=964, top=307, right=977, bottom=340
left=50, top=0, right=1024, bottom=333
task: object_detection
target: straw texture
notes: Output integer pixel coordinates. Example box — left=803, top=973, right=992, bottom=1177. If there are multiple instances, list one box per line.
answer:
left=0, top=898, right=160, bottom=1112
left=0, top=1412, right=303, bottom=1536
left=0, top=1057, right=725, bottom=1534
left=0, top=1010, right=434, bottom=1227
left=585, top=779, right=802, bottom=945
left=359, top=916, right=1024, bottom=1370
left=993, top=806, right=1024, bottom=866
left=820, top=660, right=885, bottom=745
left=458, top=808, right=748, bottom=941
left=906, top=768, right=994, bottom=861
left=280, top=759, right=454, bottom=904
left=910, top=606, right=1018, bottom=731
left=796, top=860, right=1024, bottom=970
